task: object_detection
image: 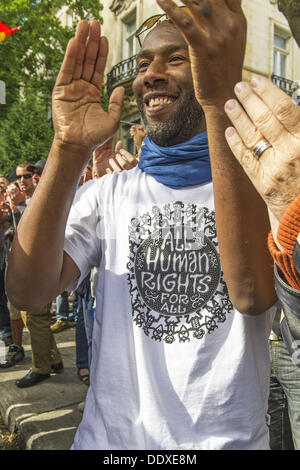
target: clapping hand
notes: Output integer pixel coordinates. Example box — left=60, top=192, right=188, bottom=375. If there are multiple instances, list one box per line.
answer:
left=93, top=137, right=138, bottom=177
left=224, top=77, right=300, bottom=221
left=52, top=20, right=124, bottom=155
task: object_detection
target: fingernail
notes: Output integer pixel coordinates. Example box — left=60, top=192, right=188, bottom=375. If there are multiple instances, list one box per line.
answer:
left=235, top=82, right=247, bottom=94
left=251, top=76, right=262, bottom=88
left=225, top=99, right=237, bottom=111
left=225, top=127, right=236, bottom=138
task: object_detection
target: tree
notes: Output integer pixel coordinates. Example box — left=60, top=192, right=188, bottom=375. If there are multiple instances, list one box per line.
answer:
left=278, top=0, right=300, bottom=47
left=0, top=89, right=54, bottom=174
left=0, top=0, right=105, bottom=174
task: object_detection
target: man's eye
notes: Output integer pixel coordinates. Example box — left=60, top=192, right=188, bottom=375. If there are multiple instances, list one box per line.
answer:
left=138, top=62, right=150, bottom=70
left=170, top=56, right=184, bottom=62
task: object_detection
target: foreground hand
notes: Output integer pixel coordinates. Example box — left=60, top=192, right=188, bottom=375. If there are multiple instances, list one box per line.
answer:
left=224, top=77, right=300, bottom=220
left=52, top=20, right=124, bottom=152
left=93, top=138, right=137, bottom=177
left=156, top=0, right=247, bottom=108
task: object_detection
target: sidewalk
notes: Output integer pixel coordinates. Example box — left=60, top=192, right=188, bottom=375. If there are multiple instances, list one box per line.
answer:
left=0, top=325, right=87, bottom=450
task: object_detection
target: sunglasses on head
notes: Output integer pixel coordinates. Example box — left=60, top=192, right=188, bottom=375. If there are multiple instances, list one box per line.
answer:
left=135, top=6, right=189, bottom=47
left=16, top=173, right=32, bottom=180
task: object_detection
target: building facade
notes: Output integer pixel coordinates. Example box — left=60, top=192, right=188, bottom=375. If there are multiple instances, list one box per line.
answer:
left=66, top=0, right=300, bottom=150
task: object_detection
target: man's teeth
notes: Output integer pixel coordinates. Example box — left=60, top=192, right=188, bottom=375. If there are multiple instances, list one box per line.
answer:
left=148, top=97, right=174, bottom=107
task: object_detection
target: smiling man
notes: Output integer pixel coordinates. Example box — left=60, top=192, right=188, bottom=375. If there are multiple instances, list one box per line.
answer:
left=134, top=29, right=206, bottom=146
left=6, top=0, right=277, bottom=450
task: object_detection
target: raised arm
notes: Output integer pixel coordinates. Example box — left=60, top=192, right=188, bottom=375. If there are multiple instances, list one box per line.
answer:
left=6, top=20, right=124, bottom=310
left=156, top=0, right=277, bottom=314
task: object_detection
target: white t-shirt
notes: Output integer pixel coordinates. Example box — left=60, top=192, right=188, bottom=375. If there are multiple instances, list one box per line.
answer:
left=64, top=167, right=276, bottom=450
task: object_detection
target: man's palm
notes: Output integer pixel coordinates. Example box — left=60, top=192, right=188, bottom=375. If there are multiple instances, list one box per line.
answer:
left=52, top=20, right=124, bottom=152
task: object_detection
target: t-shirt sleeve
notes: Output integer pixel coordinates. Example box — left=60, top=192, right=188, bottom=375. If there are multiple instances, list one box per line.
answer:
left=64, top=180, right=102, bottom=291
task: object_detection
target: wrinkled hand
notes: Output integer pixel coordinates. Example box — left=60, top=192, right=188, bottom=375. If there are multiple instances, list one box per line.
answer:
left=52, top=20, right=124, bottom=153
left=156, top=0, right=247, bottom=108
left=224, top=77, right=300, bottom=221
left=93, top=137, right=138, bottom=177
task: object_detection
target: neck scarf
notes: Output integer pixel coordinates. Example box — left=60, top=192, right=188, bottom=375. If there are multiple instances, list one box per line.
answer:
left=138, top=131, right=211, bottom=189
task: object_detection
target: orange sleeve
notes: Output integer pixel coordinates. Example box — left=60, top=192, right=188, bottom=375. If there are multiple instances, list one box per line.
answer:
left=267, top=193, right=300, bottom=290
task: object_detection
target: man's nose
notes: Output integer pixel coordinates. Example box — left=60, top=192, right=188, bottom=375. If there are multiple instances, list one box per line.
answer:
left=143, top=59, right=168, bottom=87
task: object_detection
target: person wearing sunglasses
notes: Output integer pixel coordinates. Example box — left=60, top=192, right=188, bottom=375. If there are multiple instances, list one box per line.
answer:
left=7, top=1, right=278, bottom=449
left=15, top=163, right=35, bottom=200
left=27, top=160, right=47, bottom=188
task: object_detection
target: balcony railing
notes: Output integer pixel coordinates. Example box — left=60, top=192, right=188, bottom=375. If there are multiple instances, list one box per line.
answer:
left=107, top=55, right=138, bottom=95
left=271, top=74, right=294, bottom=96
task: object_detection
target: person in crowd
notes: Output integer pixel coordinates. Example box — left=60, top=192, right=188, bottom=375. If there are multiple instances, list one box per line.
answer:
left=130, top=124, right=146, bottom=158
left=15, top=164, right=35, bottom=201
left=51, top=291, right=72, bottom=333
left=6, top=183, right=26, bottom=217
left=75, top=275, right=92, bottom=387
left=6, top=1, right=278, bottom=449
left=27, top=160, right=46, bottom=188
left=0, top=183, right=26, bottom=360
left=0, top=176, right=9, bottom=195
left=0, top=183, right=27, bottom=350
left=1, top=163, right=63, bottom=386
left=0, top=192, right=11, bottom=347
left=4, top=183, right=27, bottom=245
left=223, top=76, right=300, bottom=449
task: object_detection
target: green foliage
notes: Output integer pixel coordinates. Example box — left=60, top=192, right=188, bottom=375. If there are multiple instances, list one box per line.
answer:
left=0, top=89, right=54, bottom=175
left=0, top=0, right=104, bottom=172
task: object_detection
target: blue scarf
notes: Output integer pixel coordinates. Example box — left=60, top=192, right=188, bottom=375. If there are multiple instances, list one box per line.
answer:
left=138, top=131, right=211, bottom=189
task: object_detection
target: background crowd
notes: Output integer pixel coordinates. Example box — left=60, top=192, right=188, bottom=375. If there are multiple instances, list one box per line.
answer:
left=0, top=124, right=145, bottom=389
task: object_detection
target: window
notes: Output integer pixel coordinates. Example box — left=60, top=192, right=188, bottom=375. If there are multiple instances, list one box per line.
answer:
left=273, top=33, right=289, bottom=78
left=122, top=13, right=137, bottom=61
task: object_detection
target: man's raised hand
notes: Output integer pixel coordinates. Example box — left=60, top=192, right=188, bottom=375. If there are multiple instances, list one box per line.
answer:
left=156, top=0, right=247, bottom=109
left=52, top=20, right=124, bottom=153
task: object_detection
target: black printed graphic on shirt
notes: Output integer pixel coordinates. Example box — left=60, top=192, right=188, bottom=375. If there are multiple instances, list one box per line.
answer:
left=127, top=202, right=234, bottom=344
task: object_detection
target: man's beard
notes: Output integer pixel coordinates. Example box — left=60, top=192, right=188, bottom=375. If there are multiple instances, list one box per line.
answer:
left=137, top=90, right=204, bottom=147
